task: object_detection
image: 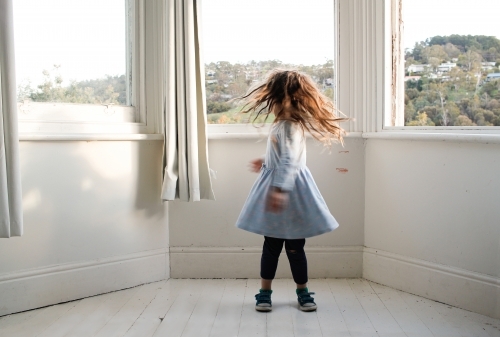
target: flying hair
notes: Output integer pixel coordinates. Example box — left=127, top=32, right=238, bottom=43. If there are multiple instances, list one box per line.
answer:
left=237, top=69, right=349, bottom=145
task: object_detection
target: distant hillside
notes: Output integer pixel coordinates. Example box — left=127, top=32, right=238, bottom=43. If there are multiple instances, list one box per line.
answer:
left=408, top=35, right=500, bottom=63
left=428, top=35, right=500, bottom=54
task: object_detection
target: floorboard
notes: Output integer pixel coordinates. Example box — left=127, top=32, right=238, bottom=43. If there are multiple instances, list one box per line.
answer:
left=0, top=301, right=78, bottom=337
left=94, top=281, right=167, bottom=337
left=348, top=279, right=406, bottom=336
left=37, top=292, right=114, bottom=337
left=308, top=279, right=350, bottom=337
left=327, top=278, right=379, bottom=337
left=369, top=281, right=435, bottom=337
left=151, top=279, right=205, bottom=337
left=286, top=279, right=322, bottom=337
left=209, top=279, right=247, bottom=337
left=1, top=278, right=499, bottom=337
left=123, top=279, right=185, bottom=337
left=181, top=279, right=225, bottom=337
left=237, top=279, right=267, bottom=337
left=65, top=287, right=139, bottom=337
left=266, top=279, right=295, bottom=337
left=398, top=290, right=464, bottom=337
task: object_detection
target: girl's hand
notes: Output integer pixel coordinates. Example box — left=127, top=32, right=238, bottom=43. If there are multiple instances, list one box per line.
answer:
left=249, top=158, right=264, bottom=173
left=266, top=187, right=289, bottom=213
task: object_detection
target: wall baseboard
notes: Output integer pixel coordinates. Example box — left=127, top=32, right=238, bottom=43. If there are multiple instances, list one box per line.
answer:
left=363, top=247, right=500, bottom=320
left=3, top=246, right=498, bottom=319
left=170, top=246, right=363, bottom=279
left=0, top=249, right=169, bottom=316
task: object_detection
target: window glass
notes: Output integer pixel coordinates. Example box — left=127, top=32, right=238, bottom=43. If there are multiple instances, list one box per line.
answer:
left=14, top=0, right=128, bottom=106
left=403, top=0, right=500, bottom=127
left=202, top=0, right=335, bottom=124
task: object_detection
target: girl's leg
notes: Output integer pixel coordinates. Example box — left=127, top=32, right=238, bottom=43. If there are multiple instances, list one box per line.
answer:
left=260, top=236, right=285, bottom=290
left=284, top=239, right=308, bottom=288
left=285, top=239, right=316, bottom=311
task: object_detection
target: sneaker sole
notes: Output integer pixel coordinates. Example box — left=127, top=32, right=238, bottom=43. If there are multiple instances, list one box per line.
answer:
left=299, top=305, right=317, bottom=312
left=255, top=305, right=272, bottom=312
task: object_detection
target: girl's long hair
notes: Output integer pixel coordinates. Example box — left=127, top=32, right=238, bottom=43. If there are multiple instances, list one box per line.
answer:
left=238, top=69, right=349, bottom=145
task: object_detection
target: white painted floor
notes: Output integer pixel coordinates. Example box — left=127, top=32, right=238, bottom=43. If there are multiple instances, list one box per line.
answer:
left=0, top=279, right=499, bottom=337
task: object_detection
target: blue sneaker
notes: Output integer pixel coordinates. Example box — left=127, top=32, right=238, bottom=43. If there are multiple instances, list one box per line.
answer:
left=255, top=289, right=272, bottom=312
left=297, top=288, right=317, bottom=311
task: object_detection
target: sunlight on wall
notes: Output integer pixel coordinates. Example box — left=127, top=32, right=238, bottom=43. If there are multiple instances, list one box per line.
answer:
left=81, top=178, right=94, bottom=191
left=23, top=189, right=41, bottom=211
left=75, top=142, right=133, bottom=180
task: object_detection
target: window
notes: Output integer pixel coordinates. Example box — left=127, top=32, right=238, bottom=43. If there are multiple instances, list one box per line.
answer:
left=393, top=0, right=500, bottom=129
left=201, top=0, right=335, bottom=125
left=13, top=0, right=161, bottom=136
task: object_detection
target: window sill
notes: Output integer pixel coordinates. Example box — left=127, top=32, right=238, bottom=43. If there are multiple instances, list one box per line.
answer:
left=19, top=133, right=163, bottom=141
left=362, top=132, right=500, bottom=144
left=206, top=124, right=363, bottom=140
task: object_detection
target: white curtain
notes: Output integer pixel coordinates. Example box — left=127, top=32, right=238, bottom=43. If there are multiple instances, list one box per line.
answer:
left=0, top=0, right=23, bottom=237
left=162, top=0, right=215, bottom=201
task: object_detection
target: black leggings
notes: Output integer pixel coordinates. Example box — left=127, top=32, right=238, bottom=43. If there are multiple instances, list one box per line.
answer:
left=260, top=236, right=308, bottom=285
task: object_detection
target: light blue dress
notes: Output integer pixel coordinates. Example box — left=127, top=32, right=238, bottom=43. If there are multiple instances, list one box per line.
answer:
left=235, top=120, right=339, bottom=239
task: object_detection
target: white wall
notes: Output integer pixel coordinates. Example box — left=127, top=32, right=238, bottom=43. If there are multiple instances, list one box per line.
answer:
left=0, top=140, right=169, bottom=316
left=169, top=137, right=365, bottom=278
left=364, top=139, right=500, bottom=318
left=3, top=136, right=499, bottom=319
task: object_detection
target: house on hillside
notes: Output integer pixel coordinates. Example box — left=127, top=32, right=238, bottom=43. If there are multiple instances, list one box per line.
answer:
left=485, top=73, right=500, bottom=82
left=437, top=62, right=456, bottom=72
left=482, top=62, right=496, bottom=71
left=407, top=64, right=430, bottom=74
left=404, top=75, right=421, bottom=82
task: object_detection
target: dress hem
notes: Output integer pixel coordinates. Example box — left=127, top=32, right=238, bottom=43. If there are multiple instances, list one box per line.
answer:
left=236, top=224, right=339, bottom=240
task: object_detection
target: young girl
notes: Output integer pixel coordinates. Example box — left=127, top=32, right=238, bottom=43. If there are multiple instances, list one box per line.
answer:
left=235, top=69, right=347, bottom=312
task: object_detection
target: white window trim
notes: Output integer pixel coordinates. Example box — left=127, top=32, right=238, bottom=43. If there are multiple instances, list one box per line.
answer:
left=206, top=0, right=341, bottom=139
left=204, top=0, right=500, bottom=144
left=372, top=0, right=500, bottom=142
left=17, top=0, right=164, bottom=140
left=20, top=0, right=496, bottom=142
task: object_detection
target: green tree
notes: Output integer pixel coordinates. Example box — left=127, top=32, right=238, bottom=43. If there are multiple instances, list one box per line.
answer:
left=455, top=115, right=474, bottom=126
left=422, top=45, right=448, bottom=63
left=443, top=43, right=461, bottom=59
left=407, top=112, right=435, bottom=126
left=19, top=66, right=125, bottom=105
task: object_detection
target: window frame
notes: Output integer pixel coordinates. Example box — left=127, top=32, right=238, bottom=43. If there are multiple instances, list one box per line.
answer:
left=16, top=0, right=163, bottom=138
left=382, top=0, right=500, bottom=135
left=204, top=0, right=339, bottom=138
left=205, top=0, right=500, bottom=142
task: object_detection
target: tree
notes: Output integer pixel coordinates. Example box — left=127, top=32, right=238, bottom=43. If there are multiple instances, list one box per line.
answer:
left=458, top=50, right=482, bottom=72
left=428, top=82, right=450, bottom=125
left=404, top=101, right=416, bottom=123
left=443, top=43, right=460, bottom=59
left=455, top=115, right=474, bottom=126
left=19, top=66, right=125, bottom=105
left=422, top=45, right=448, bottom=63
left=484, top=47, right=498, bottom=62
left=407, top=112, right=435, bottom=126
left=410, top=41, right=427, bottom=61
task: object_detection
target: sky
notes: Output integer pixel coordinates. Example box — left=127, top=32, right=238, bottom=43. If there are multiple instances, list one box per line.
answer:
left=13, top=0, right=126, bottom=87
left=201, top=0, right=335, bottom=65
left=403, top=0, right=499, bottom=50
left=13, top=0, right=499, bottom=88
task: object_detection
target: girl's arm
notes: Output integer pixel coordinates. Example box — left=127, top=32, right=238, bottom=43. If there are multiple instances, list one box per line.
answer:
left=271, top=121, right=302, bottom=193
left=248, top=157, right=264, bottom=173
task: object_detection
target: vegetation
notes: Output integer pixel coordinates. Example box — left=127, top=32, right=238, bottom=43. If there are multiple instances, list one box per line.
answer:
left=17, top=65, right=126, bottom=105
left=25, top=35, right=500, bottom=128
left=405, top=35, right=500, bottom=126
left=18, top=60, right=333, bottom=125
left=204, top=60, right=334, bottom=124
